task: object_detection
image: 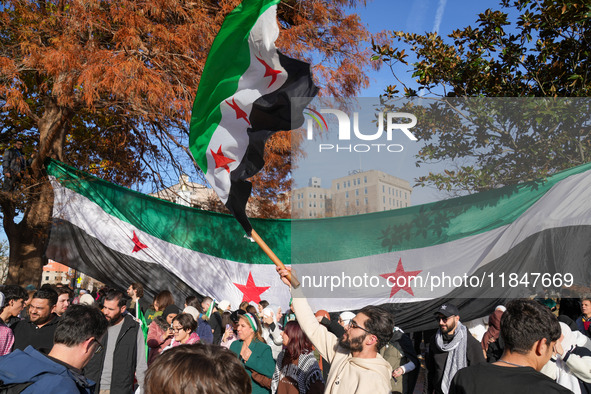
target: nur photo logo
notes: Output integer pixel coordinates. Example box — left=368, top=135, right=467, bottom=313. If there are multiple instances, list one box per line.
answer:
left=304, top=107, right=418, bottom=153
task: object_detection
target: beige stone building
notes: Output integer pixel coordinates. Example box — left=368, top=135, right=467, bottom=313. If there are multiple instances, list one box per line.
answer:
left=149, top=174, right=217, bottom=209
left=292, top=170, right=412, bottom=218
left=292, top=177, right=331, bottom=218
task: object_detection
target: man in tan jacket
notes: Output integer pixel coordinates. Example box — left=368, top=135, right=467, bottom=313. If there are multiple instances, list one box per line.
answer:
left=277, top=267, right=394, bottom=393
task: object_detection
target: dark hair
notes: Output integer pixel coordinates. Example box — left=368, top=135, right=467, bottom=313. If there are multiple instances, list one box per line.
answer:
left=501, top=299, right=562, bottom=355
left=56, top=287, right=73, bottom=299
left=131, top=283, right=144, bottom=299
left=154, top=290, right=175, bottom=312
left=358, top=306, right=395, bottom=351
left=221, top=311, right=233, bottom=328
left=1, top=285, right=27, bottom=305
left=33, top=288, right=59, bottom=307
left=185, top=295, right=201, bottom=311
left=246, top=305, right=257, bottom=316
left=172, top=313, right=197, bottom=332
left=282, top=321, right=314, bottom=367
left=259, top=300, right=269, bottom=309
left=153, top=315, right=170, bottom=332
left=104, top=289, right=127, bottom=308
left=145, top=344, right=251, bottom=394
left=54, top=304, right=108, bottom=346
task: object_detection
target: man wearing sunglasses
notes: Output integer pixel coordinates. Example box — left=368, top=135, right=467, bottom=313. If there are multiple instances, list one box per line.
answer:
left=277, top=267, right=395, bottom=393
left=426, top=303, right=485, bottom=394
left=0, top=304, right=108, bottom=393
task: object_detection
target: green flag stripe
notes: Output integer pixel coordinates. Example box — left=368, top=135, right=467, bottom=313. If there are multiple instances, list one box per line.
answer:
left=291, top=162, right=591, bottom=263
left=47, top=160, right=591, bottom=264
left=189, top=0, right=280, bottom=174
left=47, top=160, right=290, bottom=265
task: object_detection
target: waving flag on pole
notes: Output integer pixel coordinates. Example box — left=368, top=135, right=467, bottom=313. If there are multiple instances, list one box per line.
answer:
left=189, top=0, right=319, bottom=235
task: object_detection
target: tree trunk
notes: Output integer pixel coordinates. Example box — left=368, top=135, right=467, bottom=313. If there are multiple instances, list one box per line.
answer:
left=2, top=97, right=69, bottom=286
left=5, top=178, right=54, bottom=287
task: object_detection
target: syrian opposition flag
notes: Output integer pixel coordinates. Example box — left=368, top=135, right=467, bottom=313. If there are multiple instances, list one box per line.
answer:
left=46, top=160, right=591, bottom=332
left=189, top=0, right=318, bottom=235
left=45, top=160, right=291, bottom=313
left=292, top=161, right=591, bottom=330
left=136, top=300, right=149, bottom=361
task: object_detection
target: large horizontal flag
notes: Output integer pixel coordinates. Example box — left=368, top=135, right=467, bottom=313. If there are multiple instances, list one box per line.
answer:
left=46, top=160, right=292, bottom=311
left=189, top=0, right=318, bottom=235
left=46, top=160, right=591, bottom=331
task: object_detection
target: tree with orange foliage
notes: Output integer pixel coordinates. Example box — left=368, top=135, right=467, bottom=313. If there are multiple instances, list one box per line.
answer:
left=0, top=0, right=372, bottom=286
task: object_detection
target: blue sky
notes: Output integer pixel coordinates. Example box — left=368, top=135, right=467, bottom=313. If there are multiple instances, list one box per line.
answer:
left=0, top=0, right=505, bottom=243
left=292, top=0, right=505, bottom=206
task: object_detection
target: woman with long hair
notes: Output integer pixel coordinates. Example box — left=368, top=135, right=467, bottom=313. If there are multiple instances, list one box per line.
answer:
left=253, top=321, right=325, bottom=394
left=229, top=313, right=275, bottom=394
left=146, top=291, right=177, bottom=365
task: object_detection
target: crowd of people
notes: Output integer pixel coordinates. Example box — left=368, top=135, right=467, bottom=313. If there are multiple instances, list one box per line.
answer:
left=0, top=273, right=591, bottom=393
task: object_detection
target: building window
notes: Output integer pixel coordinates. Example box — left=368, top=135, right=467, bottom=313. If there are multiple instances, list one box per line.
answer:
left=345, top=191, right=349, bottom=198
left=353, top=179, right=356, bottom=186
left=382, top=185, right=385, bottom=193
left=346, top=201, right=349, bottom=207
left=365, top=187, right=368, bottom=194
left=383, top=196, right=385, bottom=203
left=356, top=200, right=359, bottom=206
left=355, top=189, right=359, bottom=196
left=357, top=178, right=360, bottom=185
left=348, top=180, right=351, bottom=187
left=45, top=276, right=50, bottom=281
left=364, top=176, right=367, bottom=183
left=337, top=184, right=340, bottom=190
left=364, top=197, right=368, bottom=205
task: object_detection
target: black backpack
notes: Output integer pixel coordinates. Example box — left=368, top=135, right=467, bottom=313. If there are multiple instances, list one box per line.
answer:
left=0, top=381, right=34, bottom=394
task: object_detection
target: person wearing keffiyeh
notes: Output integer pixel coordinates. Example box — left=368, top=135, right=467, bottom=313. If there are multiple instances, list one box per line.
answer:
left=426, top=303, right=485, bottom=394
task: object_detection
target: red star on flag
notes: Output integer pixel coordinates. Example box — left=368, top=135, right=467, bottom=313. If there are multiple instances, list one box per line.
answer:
left=225, top=98, right=251, bottom=126
left=131, top=231, right=148, bottom=253
left=380, top=258, right=422, bottom=297
left=256, top=56, right=282, bottom=88
left=233, top=272, right=270, bottom=304
left=210, top=146, right=235, bottom=172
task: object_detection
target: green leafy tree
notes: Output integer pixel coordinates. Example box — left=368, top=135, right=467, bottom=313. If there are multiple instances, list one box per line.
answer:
left=372, top=0, right=591, bottom=194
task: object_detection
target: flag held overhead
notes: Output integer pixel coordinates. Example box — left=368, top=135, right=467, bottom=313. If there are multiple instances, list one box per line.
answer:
left=189, top=0, right=319, bottom=236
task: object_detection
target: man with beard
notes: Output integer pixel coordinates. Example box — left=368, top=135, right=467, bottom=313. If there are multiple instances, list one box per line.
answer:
left=84, top=289, right=147, bottom=394
left=12, top=287, right=60, bottom=353
left=277, top=267, right=394, bottom=393
left=426, top=303, right=484, bottom=394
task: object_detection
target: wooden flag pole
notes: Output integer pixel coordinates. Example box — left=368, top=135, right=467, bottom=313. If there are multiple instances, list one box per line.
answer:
left=251, top=229, right=301, bottom=288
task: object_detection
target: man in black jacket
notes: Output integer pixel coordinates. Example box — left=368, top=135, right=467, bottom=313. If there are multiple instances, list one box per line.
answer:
left=426, top=303, right=485, bottom=394
left=12, top=287, right=60, bottom=353
left=84, top=289, right=147, bottom=394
